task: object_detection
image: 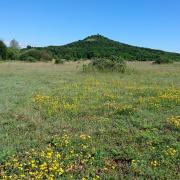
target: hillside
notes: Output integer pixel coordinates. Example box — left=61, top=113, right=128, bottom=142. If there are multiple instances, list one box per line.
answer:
left=20, top=35, right=180, bottom=62
left=43, top=35, right=180, bottom=61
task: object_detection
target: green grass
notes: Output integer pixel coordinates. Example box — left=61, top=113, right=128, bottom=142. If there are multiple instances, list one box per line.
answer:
left=0, top=61, right=180, bottom=179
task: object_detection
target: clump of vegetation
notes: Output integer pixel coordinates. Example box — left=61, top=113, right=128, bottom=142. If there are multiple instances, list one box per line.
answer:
left=7, top=48, right=20, bottom=60
left=154, top=56, right=173, bottom=64
left=83, top=56, right=126, bottom=73
left=19, top=49, right=51, bottom=62
left=168, top=116, right=180, bottom=128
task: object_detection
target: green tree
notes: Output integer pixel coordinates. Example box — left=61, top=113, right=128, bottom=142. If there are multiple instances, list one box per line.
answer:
left=0, top=40, right=7, bottom=60
left=7, top=48, right=19, bottom=60
left=27, top=45, right=32, bottom=49
left=10, top=39, right=20, bottom=49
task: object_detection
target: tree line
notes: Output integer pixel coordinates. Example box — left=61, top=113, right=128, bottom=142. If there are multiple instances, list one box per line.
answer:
left=1, top=35, right=180, bottom=63
left=0, top=39, right=20, bottom=60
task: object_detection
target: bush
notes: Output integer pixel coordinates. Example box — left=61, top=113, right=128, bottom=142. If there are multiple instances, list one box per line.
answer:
left=40, top=51, right=51, bottom=61
left=154, top=56, right=173, bottom=64
left=19, top=50, right=51, bottom=61
left=26, top=56, right=37, bottom=62
left=7, top=48, right=20, bottom=60
left=83, top=56, right=126, bottom=73
left=19, top=49, right=41, bottom=61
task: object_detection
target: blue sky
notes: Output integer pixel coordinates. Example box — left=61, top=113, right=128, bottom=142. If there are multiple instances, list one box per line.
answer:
left=0, top=0, right=180, bottom=52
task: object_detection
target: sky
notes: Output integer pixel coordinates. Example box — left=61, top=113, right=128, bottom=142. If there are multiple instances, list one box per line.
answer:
left=0, top=0, right=180, bottom=52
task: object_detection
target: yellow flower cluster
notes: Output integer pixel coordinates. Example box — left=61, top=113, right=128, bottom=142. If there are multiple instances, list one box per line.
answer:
left=32, top=95, right=51, bottom=103
left=32, top=94, right=59, bottom=115
left=131, top=159, right=139, bottom=166
left=150, top=160, right=158, bottom=167
left=63, top=103, right=77, bottom=111
left=159, top=89, right=180, bottom=103
left=168, top=116, right=180, bottom=128
left=80, top=134, right=91, bottom=140
left=0, top=134, right=107, bottom=180
left=165, top=147, right=177, bottom=156
left=138, top=88, right=180, bottom=109
left=0, top=148, right=64, bottom=179
left=32, top=94, right=78, bottom=115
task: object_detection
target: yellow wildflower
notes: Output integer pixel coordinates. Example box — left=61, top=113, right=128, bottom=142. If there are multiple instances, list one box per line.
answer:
left=150, top=160, right=158, bottom=167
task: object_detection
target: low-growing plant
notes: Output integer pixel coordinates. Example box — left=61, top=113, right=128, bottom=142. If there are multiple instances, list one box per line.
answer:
left=0, top=134, right=115, bottom=179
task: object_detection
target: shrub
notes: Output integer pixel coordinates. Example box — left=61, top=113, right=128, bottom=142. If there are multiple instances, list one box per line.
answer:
left=83, top=56, right=126, bottom=73
left=7, top=48, right=20, bottom=60
left=19, top=49, right=41, bottom=61
left=40, top=51, right=51, bottom=61
left=154, top=56, right=173, bottom=64
left=19, top=50, right=51, bottom=61
left=26, top=56, right=36, bottom=62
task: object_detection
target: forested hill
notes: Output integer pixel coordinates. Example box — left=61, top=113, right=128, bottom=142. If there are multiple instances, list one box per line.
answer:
left=41, top=35, right=180, bottom=61
left=19, top=35, right=180, bottom=61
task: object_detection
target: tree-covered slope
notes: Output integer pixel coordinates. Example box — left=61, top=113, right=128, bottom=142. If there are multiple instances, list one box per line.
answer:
left=19, top=35, right=180, bottom=62
left=43, top=35, right=180, bottom=61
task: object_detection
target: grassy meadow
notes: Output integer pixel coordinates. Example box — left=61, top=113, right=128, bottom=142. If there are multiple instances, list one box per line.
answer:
left=0, top=61, right=180, bottom=179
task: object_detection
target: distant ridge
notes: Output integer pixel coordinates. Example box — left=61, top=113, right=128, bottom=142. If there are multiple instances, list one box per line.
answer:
left=26, top=34, right=180, bottom=61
